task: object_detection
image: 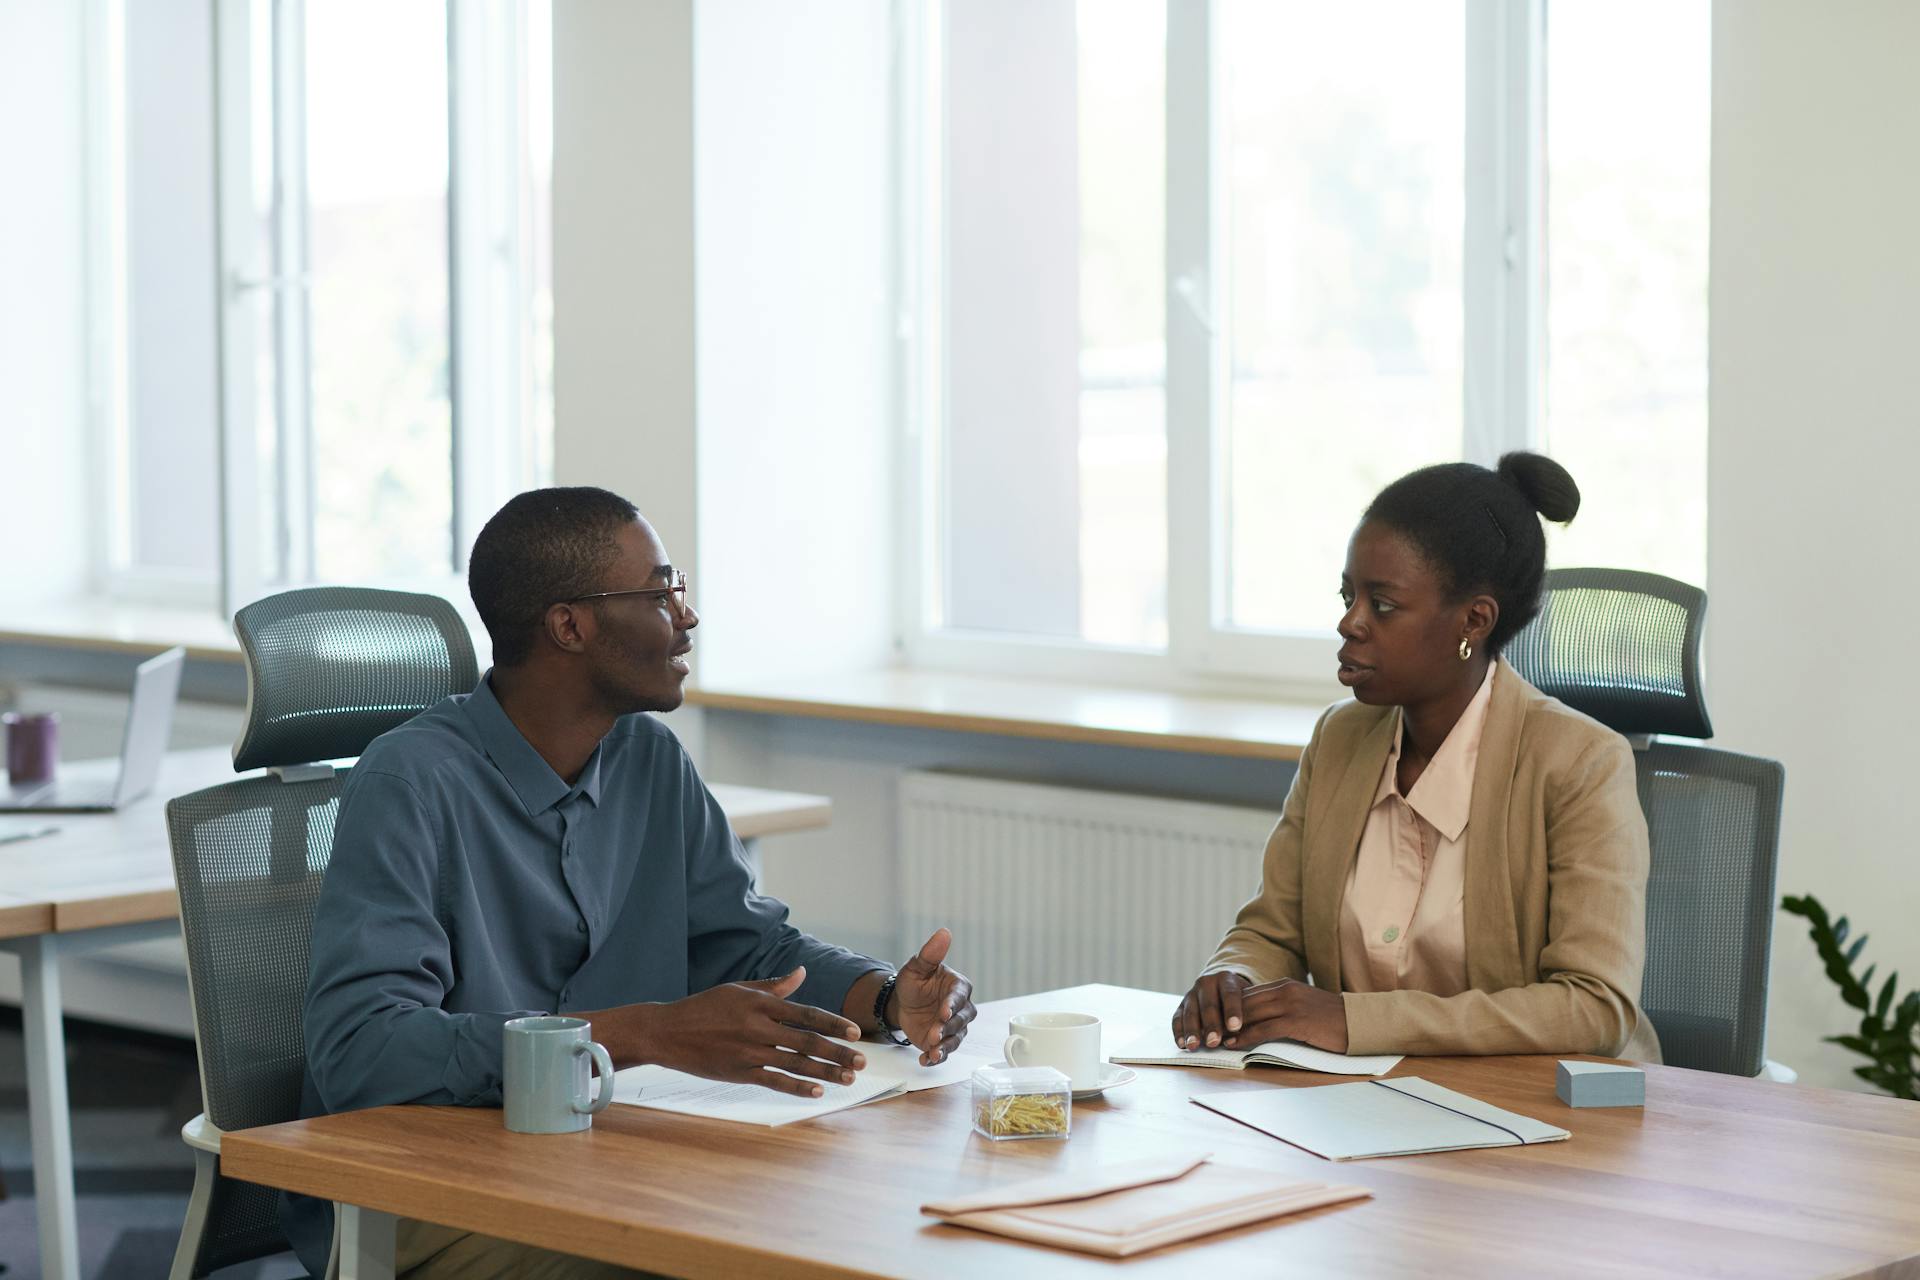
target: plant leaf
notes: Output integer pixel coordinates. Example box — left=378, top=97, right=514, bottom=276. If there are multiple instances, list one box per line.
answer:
left=1847, top=936, right=1869, bottom=964
left=1878, top=974, right=1898, bottom=1021
left=1834, top=916, right=1850, bottom=946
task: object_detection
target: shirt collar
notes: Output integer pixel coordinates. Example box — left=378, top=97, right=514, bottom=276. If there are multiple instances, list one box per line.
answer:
left=1374, top=662, right=1498, bottom=842
left=463, top=671, right=604, bottom=816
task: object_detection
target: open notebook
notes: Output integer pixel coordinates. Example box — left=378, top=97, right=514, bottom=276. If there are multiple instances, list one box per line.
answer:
left=1192, top=1076, right=1570, bottom=1160
left=1112, top=1029, right=1402, bottom=1077
left=611, top=1039, right=982, bottom=1127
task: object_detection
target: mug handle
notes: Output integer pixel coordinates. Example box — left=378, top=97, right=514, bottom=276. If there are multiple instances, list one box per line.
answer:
left=572, top=1040, right=615, bottom=1115
left=1003, top=1033, right=1029, bottom=1067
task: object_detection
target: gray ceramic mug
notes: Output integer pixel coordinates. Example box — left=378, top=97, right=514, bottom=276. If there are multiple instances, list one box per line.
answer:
left=503, top=1015, right=614, bottom=1134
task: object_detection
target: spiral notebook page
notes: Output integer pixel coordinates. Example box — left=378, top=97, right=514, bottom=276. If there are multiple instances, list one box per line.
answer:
left=1111, top=1029, right=1402, bottom=1076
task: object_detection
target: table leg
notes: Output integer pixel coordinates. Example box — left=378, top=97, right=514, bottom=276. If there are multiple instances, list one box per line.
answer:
left=742, top=835, right=763, bottom=889
left=337, top=1204, right=398, bottom=1280
left=19, top=934, right=81, bottom=1280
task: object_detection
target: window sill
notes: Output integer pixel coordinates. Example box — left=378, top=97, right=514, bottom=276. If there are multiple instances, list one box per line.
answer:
left=687, top=668, right=1325, bottom=761
left=2, top=606, right=1330, bottom=760
left=1, top=590, right=491, bottom=669
left=0, top=599, right=244, bottom=664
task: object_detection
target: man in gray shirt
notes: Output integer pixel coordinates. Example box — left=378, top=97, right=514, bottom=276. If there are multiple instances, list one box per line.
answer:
left=287, top=487, right=975, bottom=1277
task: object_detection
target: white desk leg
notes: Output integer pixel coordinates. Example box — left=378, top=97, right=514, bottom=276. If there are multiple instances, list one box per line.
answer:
left=337, top=1205, right=398, bottom=1280
left=20, top=934, right=81, bottom=1280
left=742, top=835, right=763, bottom=889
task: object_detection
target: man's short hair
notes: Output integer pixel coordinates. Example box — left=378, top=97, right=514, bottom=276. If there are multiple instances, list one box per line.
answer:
left=469, top=486, right=641, bottom=667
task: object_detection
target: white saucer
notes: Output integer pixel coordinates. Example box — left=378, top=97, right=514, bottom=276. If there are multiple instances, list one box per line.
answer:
left=990, top=1061, right=1136, bottom=1100
left=1072, top=1063, right=1137, bottom=1100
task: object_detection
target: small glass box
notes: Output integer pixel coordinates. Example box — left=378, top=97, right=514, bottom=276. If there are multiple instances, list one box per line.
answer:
left=970, top=1065, right=1072, bottom=1141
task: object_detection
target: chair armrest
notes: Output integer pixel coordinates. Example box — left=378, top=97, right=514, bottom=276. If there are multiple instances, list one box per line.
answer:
left=181, top=1112, right=223, bottom=1155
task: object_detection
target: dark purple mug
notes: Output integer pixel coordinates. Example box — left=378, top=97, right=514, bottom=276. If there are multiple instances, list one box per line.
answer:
left=3, top=712, right=59, bottom=786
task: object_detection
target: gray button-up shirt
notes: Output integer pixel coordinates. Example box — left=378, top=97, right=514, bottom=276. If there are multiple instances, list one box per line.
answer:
left=286, top=674, right=880, bottom=1269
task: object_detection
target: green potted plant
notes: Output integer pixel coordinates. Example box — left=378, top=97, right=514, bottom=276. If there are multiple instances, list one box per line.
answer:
left=1781, top=895, right=1919, bottom=1100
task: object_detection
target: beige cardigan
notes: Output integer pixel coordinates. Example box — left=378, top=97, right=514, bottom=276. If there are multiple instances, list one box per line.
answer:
left=1207, top=659, right=1662, bottom=1062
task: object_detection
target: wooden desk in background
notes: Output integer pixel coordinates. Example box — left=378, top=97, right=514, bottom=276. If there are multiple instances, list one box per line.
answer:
left=223, top=983, right=1920, bottom=1280
left=0, top=746, right=831, bottom=1280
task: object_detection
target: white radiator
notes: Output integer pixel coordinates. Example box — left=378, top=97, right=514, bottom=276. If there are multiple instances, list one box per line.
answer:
left=899, top=772, right=1280, bottom=1002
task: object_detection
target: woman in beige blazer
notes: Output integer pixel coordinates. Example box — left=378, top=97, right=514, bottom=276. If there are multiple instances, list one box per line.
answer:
left=1174, top=453, right=1660, bottom=1062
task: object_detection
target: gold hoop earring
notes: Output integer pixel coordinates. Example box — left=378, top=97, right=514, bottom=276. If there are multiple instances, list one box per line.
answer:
left=1458, top=637, right=1473, bottom=661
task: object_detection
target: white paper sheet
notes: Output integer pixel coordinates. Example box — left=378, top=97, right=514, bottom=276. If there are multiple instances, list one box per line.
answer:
left=612, top=1038, right=986, bottom=1127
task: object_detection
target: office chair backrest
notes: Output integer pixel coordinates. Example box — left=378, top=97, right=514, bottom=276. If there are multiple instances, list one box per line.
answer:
left=1633, top=742, right=1785, bottom=1076
left=231, top=586, right=478, bottom=771
left=1507, top=569, right=1783, bottom=1076
left=1502, top=567, right=1712, bottom=739
left=166, top=773, right=346, bottom=1272
left=166, top=586, right=476, bottom=1273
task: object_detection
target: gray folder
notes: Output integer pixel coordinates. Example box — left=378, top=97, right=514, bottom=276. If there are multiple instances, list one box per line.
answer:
left=1192, top=1076, right=1570, bottom=1161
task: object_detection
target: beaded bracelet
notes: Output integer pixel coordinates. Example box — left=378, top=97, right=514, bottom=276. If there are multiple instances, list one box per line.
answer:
left=873, top=972, right=912, bottom=1046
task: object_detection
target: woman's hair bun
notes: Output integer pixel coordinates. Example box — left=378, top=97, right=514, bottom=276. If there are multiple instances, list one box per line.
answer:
left=1496, top=451, right=1580, bottom=525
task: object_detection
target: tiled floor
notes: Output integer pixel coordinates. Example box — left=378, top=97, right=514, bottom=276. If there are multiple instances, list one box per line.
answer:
left=0, top=1011, right=304, bottom=1279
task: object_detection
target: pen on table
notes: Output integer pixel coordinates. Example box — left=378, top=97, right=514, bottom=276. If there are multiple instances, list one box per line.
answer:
left=0, top=824, right=61, bottom=846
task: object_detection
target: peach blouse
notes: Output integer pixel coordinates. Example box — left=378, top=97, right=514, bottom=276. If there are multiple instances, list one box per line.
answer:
left=1337, top=663, right=1497, bottom=996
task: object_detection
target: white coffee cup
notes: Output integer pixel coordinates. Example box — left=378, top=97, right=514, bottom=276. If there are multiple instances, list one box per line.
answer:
left=1003, top=1012, right=1103, bottom=1091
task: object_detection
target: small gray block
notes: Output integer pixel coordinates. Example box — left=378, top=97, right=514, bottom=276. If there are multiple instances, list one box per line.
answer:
left=1556, top=1060, right=1645, bottom=1108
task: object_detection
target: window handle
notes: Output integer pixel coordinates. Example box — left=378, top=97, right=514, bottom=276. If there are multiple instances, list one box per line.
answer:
left=1173, top=270, right=1217, bottom=336
left=227, top=270, right=310, bottom=297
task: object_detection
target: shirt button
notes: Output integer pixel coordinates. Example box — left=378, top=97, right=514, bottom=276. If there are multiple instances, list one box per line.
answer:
left=1383, top=926, right=1400, bottom=944
left=576, top=921, right=587, bottom=934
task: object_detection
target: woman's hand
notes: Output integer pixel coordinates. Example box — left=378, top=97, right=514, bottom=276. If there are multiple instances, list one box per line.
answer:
left=1225, top=978, right=1349, bottom=1054
left=1172, top=971, right=1255, bottom=1050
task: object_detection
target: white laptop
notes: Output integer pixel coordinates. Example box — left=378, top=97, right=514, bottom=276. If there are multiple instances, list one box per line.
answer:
left=0, top=646, right=186, bottom=813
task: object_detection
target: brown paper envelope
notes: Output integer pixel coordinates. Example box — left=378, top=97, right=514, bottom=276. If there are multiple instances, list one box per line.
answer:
left=923, top=1157, right=1370, bottom=1257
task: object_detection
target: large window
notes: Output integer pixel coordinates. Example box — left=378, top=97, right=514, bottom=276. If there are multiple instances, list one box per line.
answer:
left=88, top=0, right=552, bottom=611
left=905, top=0, right=1709, bottom=690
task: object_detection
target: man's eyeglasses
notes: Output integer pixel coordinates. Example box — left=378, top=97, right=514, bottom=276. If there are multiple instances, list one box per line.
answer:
left=561, top=570, right=691, bottom=619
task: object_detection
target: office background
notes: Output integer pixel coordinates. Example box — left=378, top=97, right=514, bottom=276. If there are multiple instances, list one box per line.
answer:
left=0, top=0, right=1916, bottom=1104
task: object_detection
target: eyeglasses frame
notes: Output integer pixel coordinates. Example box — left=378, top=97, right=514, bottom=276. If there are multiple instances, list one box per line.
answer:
left=558, top=570, right=692, bottom=619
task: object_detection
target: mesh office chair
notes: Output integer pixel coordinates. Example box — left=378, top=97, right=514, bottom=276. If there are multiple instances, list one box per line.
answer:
left=1505, top=568, right=1785, bottom=1077
left=165, top=588, right=478, bottom=1279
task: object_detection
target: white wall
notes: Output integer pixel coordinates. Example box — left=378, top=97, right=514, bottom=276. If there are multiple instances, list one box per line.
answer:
left=692, top=0, right=896, bottom=686
left=1708, top=0, right=1920, bottom=1091
left=124, top=0, right=221, bottom=574
left=0, top=0, right=90, bottom=599
left=551, top=0, right=699, bottom=586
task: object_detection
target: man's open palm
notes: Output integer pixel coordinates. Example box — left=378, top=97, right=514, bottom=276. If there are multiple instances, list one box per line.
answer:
left=893, top=927, right=976, bottom=1066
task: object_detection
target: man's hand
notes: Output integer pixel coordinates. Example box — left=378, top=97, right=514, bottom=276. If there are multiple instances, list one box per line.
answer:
left=1223, top=978, right=1349, bottom=1054
left=889, top=927, right=976, bottom=1066
left=607, top=966, right=867, bottom=1099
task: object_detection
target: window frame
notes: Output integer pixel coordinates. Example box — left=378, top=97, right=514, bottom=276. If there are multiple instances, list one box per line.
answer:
left=896, top=0, right=1550, bottom=698
left=75, top=0, right=552, bottom=617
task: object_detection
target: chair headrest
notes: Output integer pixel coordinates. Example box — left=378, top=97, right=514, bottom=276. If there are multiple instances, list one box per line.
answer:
left=231, top=587, right=480, bottom=771
left=1503, top=568, right=1712, bottom=740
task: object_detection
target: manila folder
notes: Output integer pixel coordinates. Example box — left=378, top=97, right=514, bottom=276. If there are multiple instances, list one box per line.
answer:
left=921, top=1154, right=1369, bottom=1257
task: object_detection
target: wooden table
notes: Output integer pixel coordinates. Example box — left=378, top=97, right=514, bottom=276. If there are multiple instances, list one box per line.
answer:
left=221, top=983, right=1920, bottom=1279
left=0, top=746, right=832, bottom=1280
